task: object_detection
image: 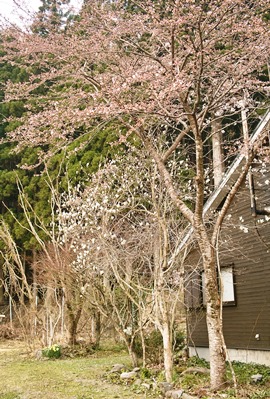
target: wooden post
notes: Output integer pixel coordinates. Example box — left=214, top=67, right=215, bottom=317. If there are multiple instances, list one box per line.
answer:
left=212, top=117, right=224, bottom=188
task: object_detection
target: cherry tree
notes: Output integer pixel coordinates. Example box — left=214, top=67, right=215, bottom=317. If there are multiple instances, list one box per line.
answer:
left=2, top=0, right=270, bottom=389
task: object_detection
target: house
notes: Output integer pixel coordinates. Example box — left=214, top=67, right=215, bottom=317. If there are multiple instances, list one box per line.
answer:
left=185, top=110, right=270, bottom=365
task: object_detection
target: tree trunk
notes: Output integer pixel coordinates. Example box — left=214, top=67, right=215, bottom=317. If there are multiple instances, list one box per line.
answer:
left=161, top=323, right=173, bottom=383
left=198, top=235, right=227, bottom=390
left=126, top=340, right=139, bottom=367
left=66, top=303, right=82, bottom=346
left=91, top=310, right=101, bottom=348
left=116, top=326, right=139, bottom=367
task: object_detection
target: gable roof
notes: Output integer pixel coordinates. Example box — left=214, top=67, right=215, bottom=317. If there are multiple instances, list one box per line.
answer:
left=203, top=109, right=270, bottom=215
left=178, top=109, right=270, bottom=252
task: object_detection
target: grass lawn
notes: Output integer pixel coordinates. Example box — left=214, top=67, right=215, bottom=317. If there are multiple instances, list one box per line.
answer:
left=2, top=340, right=270, bottom=399
left=0, top=340, right=151, bottom=399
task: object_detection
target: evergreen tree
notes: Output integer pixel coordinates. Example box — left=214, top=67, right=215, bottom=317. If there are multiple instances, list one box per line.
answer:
left=31, top=0, right=72, bottom=36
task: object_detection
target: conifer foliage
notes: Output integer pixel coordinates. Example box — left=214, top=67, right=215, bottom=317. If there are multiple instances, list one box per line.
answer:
left=31, top=0, right=73, bottom=36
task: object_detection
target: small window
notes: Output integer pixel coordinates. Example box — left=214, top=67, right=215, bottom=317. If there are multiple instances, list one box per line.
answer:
left=201, top=265, right=235, bottom=306
left=219, top=265, right=236, bottom=305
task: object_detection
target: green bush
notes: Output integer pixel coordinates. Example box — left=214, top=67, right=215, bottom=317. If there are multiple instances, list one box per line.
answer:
left=144, top=330, right=163, bottom=364
left=173, top=330, right=185, bottom=352
left=42, top=344, right=61, bottom=359
left=143, top=329, right=185, bottom=365
left=139, top=367, right=152, bottom=379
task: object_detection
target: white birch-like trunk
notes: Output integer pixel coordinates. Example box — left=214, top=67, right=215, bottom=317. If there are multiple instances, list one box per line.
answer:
left=198, top=237, right=227, bottom=390
left=161, top=324, right=173, bottom=383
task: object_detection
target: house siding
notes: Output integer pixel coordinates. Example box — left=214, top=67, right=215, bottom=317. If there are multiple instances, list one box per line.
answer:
left=187, top=165, right=270, bottom=352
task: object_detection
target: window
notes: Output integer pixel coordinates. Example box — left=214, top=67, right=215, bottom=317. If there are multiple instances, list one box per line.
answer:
left=201, top=264, right=235, bottom=306
left=219, top=265, right=236, bottom=305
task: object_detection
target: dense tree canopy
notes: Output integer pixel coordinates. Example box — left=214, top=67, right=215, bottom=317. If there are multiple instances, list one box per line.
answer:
left=0, top=40, right=123, bottom=250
